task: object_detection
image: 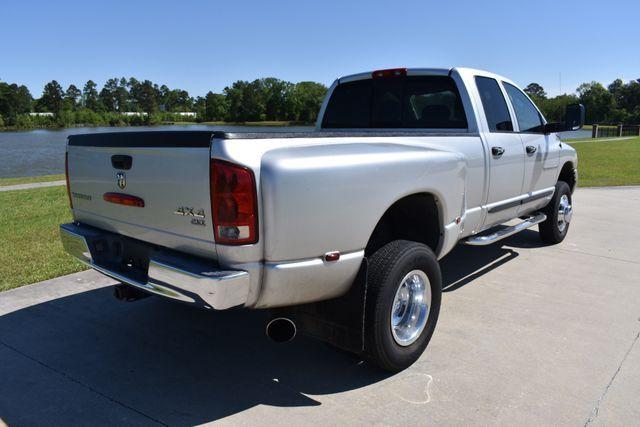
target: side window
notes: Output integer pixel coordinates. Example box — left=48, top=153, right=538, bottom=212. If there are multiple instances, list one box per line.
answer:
left=503, top=82, right=544, bottom=133
left=322, top=80, right=372, bottom=128
left=475, top=76, right=513, bottom=132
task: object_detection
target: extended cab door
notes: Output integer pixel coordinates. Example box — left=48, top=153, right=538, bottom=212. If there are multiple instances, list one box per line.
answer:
left=502, top=82, right=560, bottom=208
left=474, top=76, right=525, bottom=228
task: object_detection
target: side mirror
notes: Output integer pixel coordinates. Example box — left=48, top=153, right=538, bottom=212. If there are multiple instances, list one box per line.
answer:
left=544, top=103, right=585, bottom=134
left=565, top=103, right=585, bottom=131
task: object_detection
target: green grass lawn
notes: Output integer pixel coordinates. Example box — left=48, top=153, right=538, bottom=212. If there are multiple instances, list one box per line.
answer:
left=567, top=136, right=640, bottom=187
left=0, top=186, right=86, bottom=291
left=0, top=174, right=65, bottom=187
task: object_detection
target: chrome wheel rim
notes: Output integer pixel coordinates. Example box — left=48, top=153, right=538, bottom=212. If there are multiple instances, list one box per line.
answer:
left=391, top=270, right=431, bottom=346
left=557, top=194, right=572, bottom=233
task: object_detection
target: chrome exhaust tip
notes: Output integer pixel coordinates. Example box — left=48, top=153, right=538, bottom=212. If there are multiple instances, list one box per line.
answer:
left=266, top=317, right=297, bottom=343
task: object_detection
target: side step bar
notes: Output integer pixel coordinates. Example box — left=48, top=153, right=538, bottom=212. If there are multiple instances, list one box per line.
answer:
left=465, top=213, right=547, bottom=246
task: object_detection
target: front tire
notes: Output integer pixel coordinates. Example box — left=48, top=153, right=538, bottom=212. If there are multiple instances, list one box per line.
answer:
left=365, top=240, right=442, bottom=372
left=539, top=180, right=573, bottom=244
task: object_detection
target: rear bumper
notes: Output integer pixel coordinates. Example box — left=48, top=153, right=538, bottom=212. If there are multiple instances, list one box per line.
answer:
left=59, top=223, right=250, bottom=309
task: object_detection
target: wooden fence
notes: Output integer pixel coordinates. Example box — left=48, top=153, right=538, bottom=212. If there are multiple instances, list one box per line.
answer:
left=592, top=124, right=640, bottom=138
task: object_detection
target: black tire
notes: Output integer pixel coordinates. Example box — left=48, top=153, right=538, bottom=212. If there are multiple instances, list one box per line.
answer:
left=365, top=240, right=442, bottom=372
left=539, top=180, right=572, bottom=244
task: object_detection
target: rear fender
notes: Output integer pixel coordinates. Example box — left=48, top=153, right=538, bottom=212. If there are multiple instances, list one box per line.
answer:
left=260, top=142, right=466, bottom=263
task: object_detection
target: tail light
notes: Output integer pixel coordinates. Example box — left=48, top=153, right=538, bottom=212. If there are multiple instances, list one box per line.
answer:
left=372, top=68, right=407, bottom=79
left=210, top=159, right=258, bottom=245
left=65, top=151, right=73, bottom=209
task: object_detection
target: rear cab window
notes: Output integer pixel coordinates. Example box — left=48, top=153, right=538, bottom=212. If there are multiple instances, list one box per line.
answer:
left=322, top=76, right=468, bottom=129
left=321, top=80, right=372, bottom=128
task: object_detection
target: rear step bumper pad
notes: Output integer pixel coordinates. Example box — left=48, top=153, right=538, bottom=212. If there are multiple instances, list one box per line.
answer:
left=60, top=223, right=249, bottom=309
left=464, top=213, right=547, bottom=246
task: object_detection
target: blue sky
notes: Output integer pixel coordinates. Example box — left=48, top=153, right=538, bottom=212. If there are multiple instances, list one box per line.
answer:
left=2, top=0, right=639, bottom=98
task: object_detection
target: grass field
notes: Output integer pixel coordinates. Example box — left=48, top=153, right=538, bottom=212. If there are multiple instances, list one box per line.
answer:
left=566, top=136, right=640, bottom=187
left=0, top=174, right=65, bottom=187
left=0, top=186, right=85, bottom=291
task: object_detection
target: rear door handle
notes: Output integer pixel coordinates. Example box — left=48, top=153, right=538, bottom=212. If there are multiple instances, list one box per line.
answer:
left=526, top=145, right=537, bottom=154
left=491, top=146, right=505, bottom=157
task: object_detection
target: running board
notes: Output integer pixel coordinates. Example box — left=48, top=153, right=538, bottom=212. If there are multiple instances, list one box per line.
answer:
left=465, top=213, right=547, bottom=246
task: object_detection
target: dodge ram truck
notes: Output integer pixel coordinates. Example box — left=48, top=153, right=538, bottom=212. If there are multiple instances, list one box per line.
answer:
left=60, top=67, right=583, bottom=371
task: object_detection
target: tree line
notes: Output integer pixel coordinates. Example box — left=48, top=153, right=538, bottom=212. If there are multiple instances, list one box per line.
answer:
left=0, top=77, right=327, bottom=129
left=523, top=78, right=640, bottom=125
left=2, top=75, right=640, bottom=130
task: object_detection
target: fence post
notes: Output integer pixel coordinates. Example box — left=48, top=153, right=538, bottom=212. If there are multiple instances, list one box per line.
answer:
left=592, top=124, right=598, bottom=138
left=617, top=124, right=623, bottom=137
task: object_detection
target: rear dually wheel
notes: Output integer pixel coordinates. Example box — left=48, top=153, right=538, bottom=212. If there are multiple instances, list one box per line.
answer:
left=365, top=240, right=442, bottom=372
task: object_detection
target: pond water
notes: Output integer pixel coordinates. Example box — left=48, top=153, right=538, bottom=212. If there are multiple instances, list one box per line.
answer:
left=558, top=129, right=591, bottom=140
left=0, top=125, right=312, bottom=178
left=0, top=125, right=589, bottom=178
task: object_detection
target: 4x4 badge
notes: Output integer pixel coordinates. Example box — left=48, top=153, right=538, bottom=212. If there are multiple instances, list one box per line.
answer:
left=174, top=206, right=206, bottom=218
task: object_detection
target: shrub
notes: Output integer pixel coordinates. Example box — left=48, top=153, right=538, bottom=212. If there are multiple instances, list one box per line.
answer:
left=55, top=111, right=75, bottom=128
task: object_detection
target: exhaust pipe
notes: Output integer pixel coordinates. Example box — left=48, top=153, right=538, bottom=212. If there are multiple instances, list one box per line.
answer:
left=266, top=317, right=297, bottom=343
left=113, top=283, right=150, bottom=302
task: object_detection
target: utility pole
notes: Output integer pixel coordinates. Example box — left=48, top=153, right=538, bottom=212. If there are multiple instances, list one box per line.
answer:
left=559, top=72, right=562, bottom=95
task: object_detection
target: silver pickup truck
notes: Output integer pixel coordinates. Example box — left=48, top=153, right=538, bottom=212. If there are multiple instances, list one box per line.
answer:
left=60, top=67, right=583, bottom=371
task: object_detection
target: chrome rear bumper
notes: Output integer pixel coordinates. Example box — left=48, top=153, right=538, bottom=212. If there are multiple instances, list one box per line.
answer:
left=59, top=223, right=249, bottom=309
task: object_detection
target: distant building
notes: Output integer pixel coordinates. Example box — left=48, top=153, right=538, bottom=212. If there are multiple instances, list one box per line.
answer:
left=29, top=112, right=54, bottom=117
left=117, top=111, right=196, bottom=117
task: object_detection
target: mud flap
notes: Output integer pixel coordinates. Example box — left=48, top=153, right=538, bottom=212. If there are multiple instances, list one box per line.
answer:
left=270, top=259, right=369, bottom=355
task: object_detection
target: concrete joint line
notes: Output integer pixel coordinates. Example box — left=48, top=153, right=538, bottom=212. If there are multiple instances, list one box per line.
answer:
left=584, top=328, right=640, bottom=426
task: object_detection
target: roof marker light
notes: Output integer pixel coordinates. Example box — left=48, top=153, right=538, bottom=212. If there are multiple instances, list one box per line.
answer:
left=372, top=68, right=407, bottom=79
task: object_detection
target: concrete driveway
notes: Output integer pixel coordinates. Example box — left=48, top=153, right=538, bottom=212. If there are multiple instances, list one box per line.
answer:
left=1, top=187, right=639, bottom=426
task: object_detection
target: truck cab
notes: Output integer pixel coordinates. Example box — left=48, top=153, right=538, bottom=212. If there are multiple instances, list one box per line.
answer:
left=316, top=67, right=577, bottom=234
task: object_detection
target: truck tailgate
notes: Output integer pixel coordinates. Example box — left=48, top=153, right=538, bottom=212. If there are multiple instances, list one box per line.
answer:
left=67, top=131, right=217, bottom=260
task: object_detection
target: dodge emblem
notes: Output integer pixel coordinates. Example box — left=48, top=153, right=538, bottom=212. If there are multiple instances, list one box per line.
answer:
left=116, top=172, right=126, bottom=190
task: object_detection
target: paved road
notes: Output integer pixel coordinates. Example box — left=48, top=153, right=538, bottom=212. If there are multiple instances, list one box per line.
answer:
left=0, top=180, right=65, bottom=192
left=1, top=187, right=639, bottom=426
